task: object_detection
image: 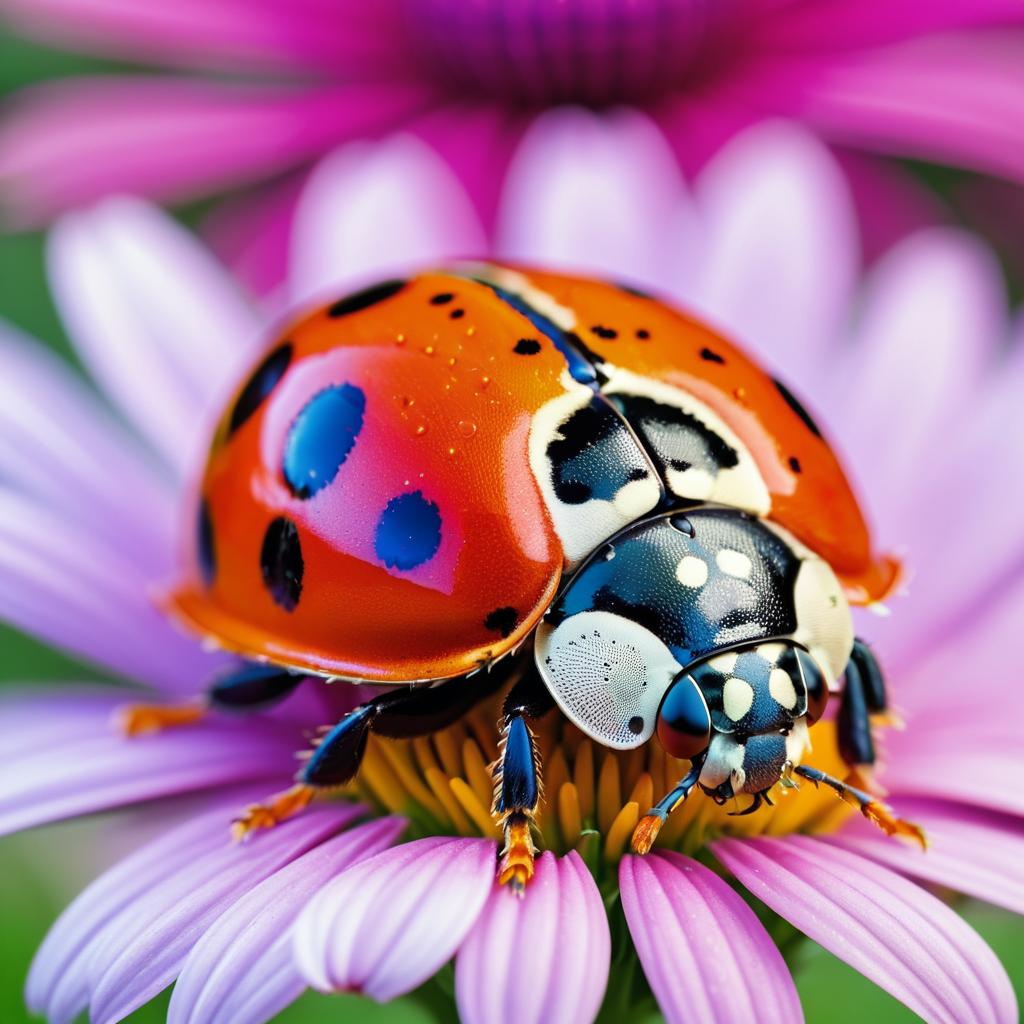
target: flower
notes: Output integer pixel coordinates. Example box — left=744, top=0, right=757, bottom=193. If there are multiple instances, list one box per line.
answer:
left=3, top=118, right=1023, bottom=1023
left=3, top=2, right=1024, bottom=280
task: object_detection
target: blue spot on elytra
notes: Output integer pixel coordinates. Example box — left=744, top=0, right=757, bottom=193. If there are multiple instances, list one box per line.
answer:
left=283, top=383, right=366, bottom=498
left=375, top=491, right=442, bottom=571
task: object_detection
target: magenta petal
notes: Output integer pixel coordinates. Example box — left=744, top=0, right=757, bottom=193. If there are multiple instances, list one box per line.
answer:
left=715, top=835, right=1017, bottom=1024
left=294, top=836, right=496, bottom=1001
left=168, top=816, right=405, bottom=1024
left=833, top=797, right=1024, bottom=916
left=0, top=0, right=407, bottom=77
left=0, top=689, right=298, bottom=835
left=619, top=851, right=801, bottom=1024
left=85, top=803, right=362, bottom=1024
left=26, top=790, right=263, bottom=1023
left=0, top=77, right=433, bottom=221
left=455, top=852, right=610, bottom=1024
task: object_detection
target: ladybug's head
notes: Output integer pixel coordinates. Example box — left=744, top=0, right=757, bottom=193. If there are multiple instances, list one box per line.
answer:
left=658, top=642, right=829, bottom=799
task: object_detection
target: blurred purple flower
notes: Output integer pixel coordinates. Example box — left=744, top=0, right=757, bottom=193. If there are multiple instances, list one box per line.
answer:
left=3, top=0, right=1024, bottom=284
left=2, top=121, right=1024, bottom=1023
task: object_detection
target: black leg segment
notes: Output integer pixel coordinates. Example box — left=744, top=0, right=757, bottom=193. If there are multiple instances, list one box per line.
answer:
left=208, top=663, right=308, bottom=712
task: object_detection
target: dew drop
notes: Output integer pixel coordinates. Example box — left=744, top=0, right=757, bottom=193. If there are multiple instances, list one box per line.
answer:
left=458, top=420, right=477, bottom=438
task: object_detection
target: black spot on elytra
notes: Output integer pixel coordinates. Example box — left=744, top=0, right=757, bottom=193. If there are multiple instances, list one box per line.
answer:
left=283, top=383, right=366, bottom=498
left=484, top=606, right=518, bottom=638
left=228, top=343, right=292, bottom=437
left=514, top=338, right=542, bottom=355
left=261, top=517, right=304, bottom=611
left=700, top=347, right=725, bottom=364
left=197, top=500, right=216, bottom=585
left=328, top=280, right=406, bottom=318
left=449, top=308, right=465, bottom=320
left=773, top=379, right=822, bottom=438
left=636, top=329, right=650, bottom=340
left=628, top=715, right=644, bottom=735
left=591, top=324, right=618, bottom=339
left=430, top=292, right=454, bottom=305
left=789, top=456, right=802, bottom=474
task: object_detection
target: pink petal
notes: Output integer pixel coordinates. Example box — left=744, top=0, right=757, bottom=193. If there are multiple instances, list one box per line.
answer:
left=202, top=174, right=305, bottom=301
left=0, top=0, right=407, bottom=76
left=619, top=851, right=801, bottom=1024
left=86, top=803, right=362, bottom=1024
left=756, top=0, right=1024, bottom=52
left=715, top=835, right=1017, bottom=1024
left=0, top=321, right=173, bottom=575
left=294, top=836, right=495, bottom=1001
left=0, top=77, right=433, bottom=221
left=0, top=687, right=298, bottom=835
left=26, top=789, right=265, bottom=1023
left=0, top=491, right=226, bottom=690
left=409, top=103, right=529, bottom=239
left=455, top=851, right=610, bottom=1024
left=833, top=797, right=1024, bottom=916
left=495, top=108, right=695, bottom=295
left=828, top=228, right=1005, bottom=545
left=688, top=120, right=858, bottom=390
left=287, top=133, right=486, bottom=308
left=794, top=35, right=1024, bottom=186
left=168, top=816, right=405, bottom=1024
left=47, top=197, right=263, bottom=476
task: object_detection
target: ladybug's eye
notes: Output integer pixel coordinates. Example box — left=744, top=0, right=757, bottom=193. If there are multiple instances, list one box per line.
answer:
left=657, top=673, right=712, bottom=760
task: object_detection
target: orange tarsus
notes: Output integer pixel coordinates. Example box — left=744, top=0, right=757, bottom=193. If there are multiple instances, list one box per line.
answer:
left=231, top=784, right=316, bottom=842
left=116, top=701, right=206, bottom=736
left=630, top=813, right=664, bottom=855
left=497, top=812, right=536, bottom=895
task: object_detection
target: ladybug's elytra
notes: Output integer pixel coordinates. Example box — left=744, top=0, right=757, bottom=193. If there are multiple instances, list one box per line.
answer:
left=123, top=265, right=919, bottom=890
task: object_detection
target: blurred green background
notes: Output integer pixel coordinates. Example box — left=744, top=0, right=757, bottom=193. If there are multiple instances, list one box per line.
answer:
left=1, top=29, right=1021, bottom=1024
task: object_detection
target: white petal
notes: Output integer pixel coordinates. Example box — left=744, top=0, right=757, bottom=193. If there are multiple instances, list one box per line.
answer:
left=47, top=196, right=263, bottom=476
left=289, top=134, right=486, bottom=308
left=690, top=121, right=859, bottom=386
left=496, top=108, right=697, bottom=293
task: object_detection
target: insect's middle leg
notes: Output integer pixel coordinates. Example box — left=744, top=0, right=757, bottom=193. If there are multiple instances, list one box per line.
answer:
left=493, top=664, right=555, bottom=893
left=837, top=638, right=891, bottom=789
left=117, top=663, right=308, bottom=735
left=233, top=661, right=517, bottom=839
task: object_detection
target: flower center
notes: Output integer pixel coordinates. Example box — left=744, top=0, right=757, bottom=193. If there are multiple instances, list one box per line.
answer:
left=402, top=0, right=747, bottom=104
left=344, top=692, right=856, bottom=864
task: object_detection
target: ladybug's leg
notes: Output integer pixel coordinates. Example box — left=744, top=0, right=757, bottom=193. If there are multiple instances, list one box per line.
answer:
left=630, top=754, right=706, bottom=855
left=794, top=765, right=926, bottom=847
left=233, top=663, right=516, bottom=840
left=837, top=639, right=892, bottom=789
left=117, top=663, right=308, bottom=735
left=493, top=665, right=554, bottom=893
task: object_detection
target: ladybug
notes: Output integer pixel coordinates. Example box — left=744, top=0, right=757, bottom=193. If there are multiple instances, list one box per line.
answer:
left=122, top=265, right=918, bottom=890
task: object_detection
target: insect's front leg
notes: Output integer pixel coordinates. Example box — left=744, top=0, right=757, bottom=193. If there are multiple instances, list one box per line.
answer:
left=234, top=660, right=517, bottom=840
left=493, top=664, right=555, bottom=893
left=116, top=663, right=308, bottom=735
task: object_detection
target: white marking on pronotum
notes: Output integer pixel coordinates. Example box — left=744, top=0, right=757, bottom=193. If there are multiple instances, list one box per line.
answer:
left=716, top=549, right=753, bottom=579
left=675, top=555, right=709, bottom=588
